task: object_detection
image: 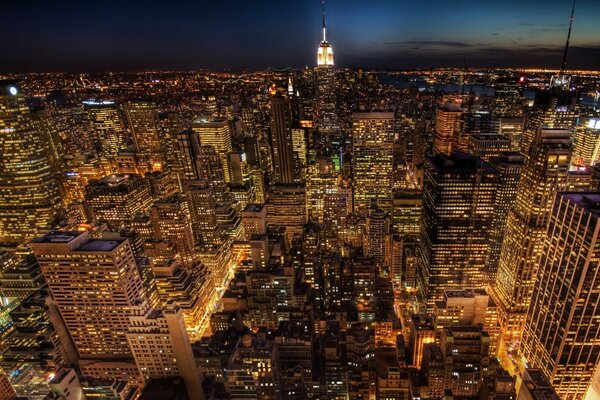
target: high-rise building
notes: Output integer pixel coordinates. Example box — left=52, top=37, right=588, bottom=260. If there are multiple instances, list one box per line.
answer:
left=418, top=153, right=499, bottom=308
left=519, top=109, right=577, bottom=155
left=572, top=116, right=600, bottom=167
left=184, top=180, right=221, bottom=246
left=192, top=118, right=233, bottom=183
left=441, top=326, right=490, bottom=397
left=266, top=183, right=307, bottom=239
left=493, top=128, right=572, bottom=341
left=352, top=112, right=395, bottom=214
left=85, top=174, right=152, bottom=228
left=433, top=103, right=462, bottom=155
left=83, top=100, right=127, bottom=171
left=315, top=6, right=338, bottom=133
left=174, top=129, right=201, bottom=182
left=270, top=94, right=296, bottom=184
left=486, top=152, right=525, bottom=277
left=30, top=231, right=146, bottom=382
left=0, top=81, right=62, bottom=242
left=434, top=288, right=501, bottom=356
left=521, top=193, right=600, bottom=399
left=150, top=194, right=196, bottom=267
left=123, top=100, right=164, bottom=171
left=127, top=302, right=204, bottom=400
left=363, top=206, right=391, bottom=268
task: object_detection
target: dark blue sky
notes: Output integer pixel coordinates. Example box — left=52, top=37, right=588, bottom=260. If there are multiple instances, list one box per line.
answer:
left=2, top=0, right=599, bottom=72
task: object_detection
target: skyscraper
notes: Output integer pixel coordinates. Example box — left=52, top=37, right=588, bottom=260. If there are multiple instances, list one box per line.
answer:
left=270, top=94, right=296, bottom=184
left=521, top=192, right=600, bottom=399
left=0, top=81, right=62, bottom=242
left=433, top=103, right=462, bottom=155
left=192, top=118, right=233, bottom=183
left=83, top=100, right=127, bottom=171
left=123, top=100, right=164, bottom=171
left=418, top=153, right=499, bottom=308
left=493, top=128, right=572, bottom=341
left=352, top=112, right=395, bottom=214
left=315, top=4, right=338, bottom=133
left=31, top=231, right=146, bottom=382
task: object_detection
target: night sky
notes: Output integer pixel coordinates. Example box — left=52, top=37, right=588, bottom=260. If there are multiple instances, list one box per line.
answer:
left=2, top=0, right=599, bottom=72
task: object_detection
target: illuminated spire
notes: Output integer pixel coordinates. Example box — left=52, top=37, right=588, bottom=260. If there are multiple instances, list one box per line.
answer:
left=322, top=0, right=327, bottom=42
left=317, top=0, right=334, bottom=66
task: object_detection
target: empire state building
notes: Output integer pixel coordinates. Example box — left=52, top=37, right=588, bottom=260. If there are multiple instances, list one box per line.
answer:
left=315, top=2, right=338, bottom=135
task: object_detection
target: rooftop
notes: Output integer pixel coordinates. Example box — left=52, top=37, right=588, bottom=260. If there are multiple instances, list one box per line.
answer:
left=75, top=239, right=124, bottom=252
left=560, top=192, right=600, bottom=217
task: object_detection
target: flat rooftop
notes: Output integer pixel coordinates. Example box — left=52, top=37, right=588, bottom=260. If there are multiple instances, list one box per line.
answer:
left=75, top=239, right=124, bottom=252
left=560, top=192, right=600, bottom=217
left=32, top=231, right=82, bottom=244
left=243, top=203, right=265, bottom=213
left=427, top=152, right=497, bottom=174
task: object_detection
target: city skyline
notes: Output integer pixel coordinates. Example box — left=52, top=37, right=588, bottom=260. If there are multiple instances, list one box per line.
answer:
left=1, top=0, right=600, bottom=73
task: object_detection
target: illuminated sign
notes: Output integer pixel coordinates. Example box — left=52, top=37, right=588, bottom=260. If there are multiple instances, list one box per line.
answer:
left=588, top=119, right=600, bottom=130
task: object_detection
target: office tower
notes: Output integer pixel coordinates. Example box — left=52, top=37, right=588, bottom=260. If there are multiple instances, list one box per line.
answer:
left=421, top=345, right=445, bottom=398
left=572, top=116, right=600, bottom=167
left=441, top=326, right=490, bottom=397
left=227, top=151, right=246, bottom=186
left=30, top=231, right=146, bottom=382
left=486, top=152, right=525, bottom=276
left=150, top=194, right=196, bottom=267
left=241, top=203, right=267, bottom=239
left=85, top=174, right=152, bottom=228
left=184, top=180, right=221, bottom=246
left=323, top=321, right=348, bottom=399
left=149, top=258, right=213, bottom=339
left=174, top=129, right=201, bottom=182
left=500, top=117, right=525, bottom=150
left=127, top=302, right=204, bottom=400
left=434, top=288, right=501, bottom=356
left=433, top=103, right=462, bottom=155
left=392, top=189, right=422, bottom=237
left=409, top=314, right=435, bottom=369
left=352, top=112, right=395, bottom=214
left=315, top=5, right=338, bottom=133
left=266, top=183, right=307, bottom=239
left=364, top=206, right=391, bottom=268
left=494, top=84, right=523, bottom=118
left=123, top=100, right=164, bottom=171
left=520, top=109, right=577, bottom=155
left=521, top=193, right=600, bottom=399
left=197, top=145, right=228, bottom=202
left=0, top=81, right=62, bottom=242
left=493, top=128, right=572, bottom=342
left=291, top=127, right=308, bottom=168
left=270, top=94, right=296, bottom=184
left=158, top=111, right=184, bottom=170
left=418, top=153, right=499, bottom=307
left=468, top=134, right=512, bottom=162
left=306, top=157, right=341, bottom=225
left=83, top=100, right=127, bottom=170
left=191, top=118, right=233, bottom=183
left=518, top=369, right=560, bottom=400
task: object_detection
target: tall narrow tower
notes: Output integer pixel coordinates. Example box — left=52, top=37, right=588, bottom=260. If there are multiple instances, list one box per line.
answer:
left=0, top=81, right=62, bottom=242
left=315, top=1, right=338, bottom=134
